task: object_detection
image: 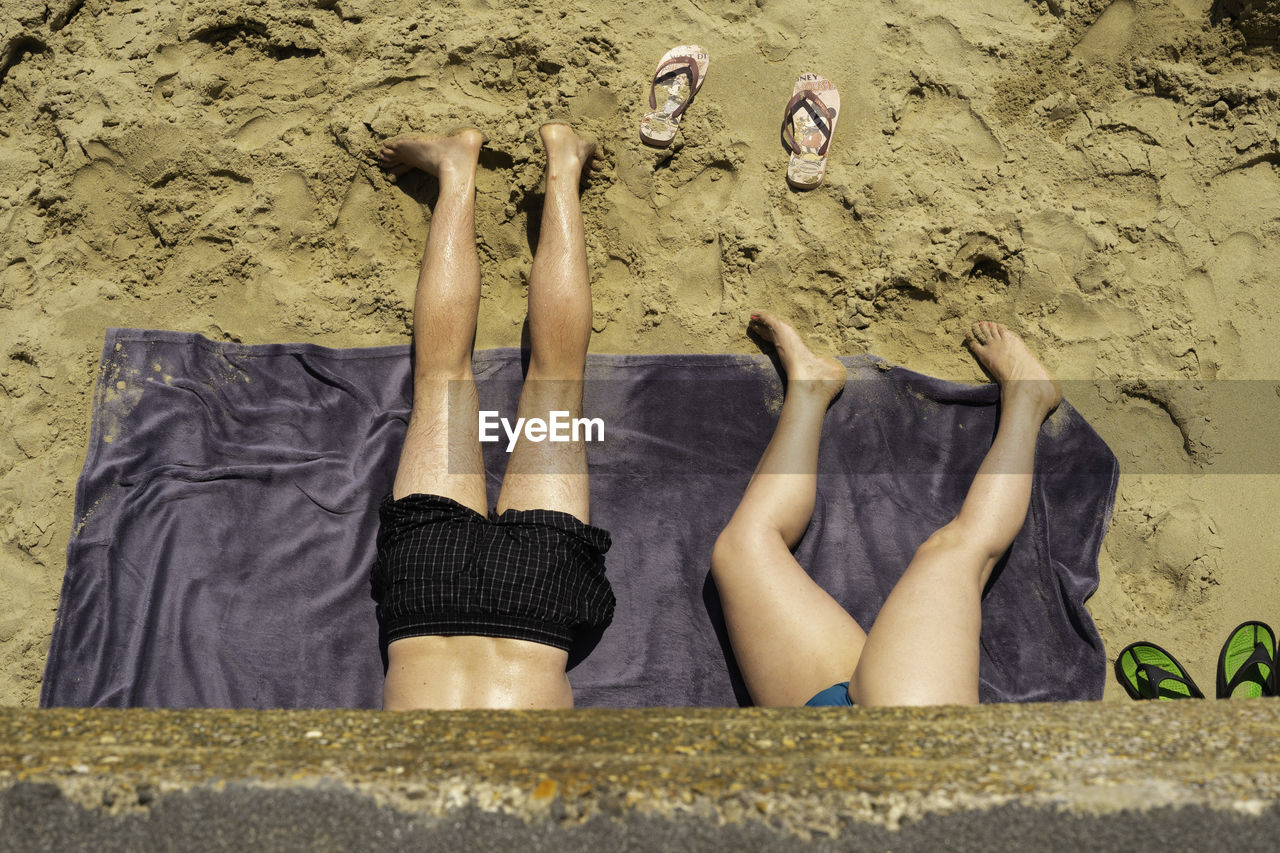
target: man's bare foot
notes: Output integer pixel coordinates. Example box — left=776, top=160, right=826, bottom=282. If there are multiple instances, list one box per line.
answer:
left=377, top=128, right=483, bottom=183
left=540, top=123, right=601, bottom=185
left=965, top=321, right=1061, bottom=417
left=748, top=311, right=847, bottom=402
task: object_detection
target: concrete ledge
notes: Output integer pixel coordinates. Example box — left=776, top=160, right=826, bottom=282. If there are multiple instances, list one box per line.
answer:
left=3, top=702, right=1279, bottom=850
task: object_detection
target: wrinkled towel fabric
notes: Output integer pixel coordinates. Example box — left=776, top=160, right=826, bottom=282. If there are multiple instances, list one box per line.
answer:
left=42, top=329, right=1118, bottom=708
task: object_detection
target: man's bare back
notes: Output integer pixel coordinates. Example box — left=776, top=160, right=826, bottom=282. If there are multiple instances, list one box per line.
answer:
left=382, top=635, right=572, bottom=710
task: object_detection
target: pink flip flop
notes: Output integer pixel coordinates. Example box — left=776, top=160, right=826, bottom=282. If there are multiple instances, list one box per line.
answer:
left=640, top=44, right=710, bottom=147
left=782, top=72, right=840, bottom=189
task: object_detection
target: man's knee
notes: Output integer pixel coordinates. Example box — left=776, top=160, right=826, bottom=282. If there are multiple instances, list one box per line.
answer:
left=525, top=354, right=586, bottom=384
left=412, top=359, right=472, bottom=385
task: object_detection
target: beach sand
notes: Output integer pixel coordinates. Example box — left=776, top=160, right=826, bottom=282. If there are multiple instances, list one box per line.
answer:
left=3, top=0, right=1280, bottom=705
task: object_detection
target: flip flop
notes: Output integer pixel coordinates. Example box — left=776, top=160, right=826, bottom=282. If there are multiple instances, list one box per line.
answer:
left=781, top=72, right=840, bottom=190
left=639, top=44, right=709, bottom=148
left=1216, top=620, right=1277, bottom=699
left=1114, top=641, right=1205, bottom=700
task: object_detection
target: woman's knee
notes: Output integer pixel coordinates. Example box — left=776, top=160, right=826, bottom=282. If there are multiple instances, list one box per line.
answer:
left=907, top=520, right=999, bottom=587
left=911, top=521, right=988, bottom=567
left=711, top=523, right=772, bottom=575
left=915, top=521, right=960, bottom=554
left=710, top=527, right=743, bottom=574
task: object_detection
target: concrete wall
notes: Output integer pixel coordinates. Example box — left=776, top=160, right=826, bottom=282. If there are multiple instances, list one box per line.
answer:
left=3, top=702, right=1279, bottom=850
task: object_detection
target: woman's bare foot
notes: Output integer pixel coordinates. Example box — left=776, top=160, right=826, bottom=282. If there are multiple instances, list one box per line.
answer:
left=965, top=321, right=1061, bottom=418
left=540, top=123, right=601, bottom=185
left=748, top=311, right=847, bottom=402
left=377, top=128, right=483, bottom=182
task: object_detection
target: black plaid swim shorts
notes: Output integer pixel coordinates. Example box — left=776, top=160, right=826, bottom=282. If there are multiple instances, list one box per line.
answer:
left=370, top=493, right=615, bottom=652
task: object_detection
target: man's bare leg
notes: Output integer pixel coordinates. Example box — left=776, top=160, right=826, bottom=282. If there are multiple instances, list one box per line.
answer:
left=849, top=321, right=1061, bottom=706
left=710, top=312, right=867, bottom=707
left=377, top=129, right=487, bottom=513
left=377, top=129, right=502, bottom=711
left=496, top=124, right=601, bottom=522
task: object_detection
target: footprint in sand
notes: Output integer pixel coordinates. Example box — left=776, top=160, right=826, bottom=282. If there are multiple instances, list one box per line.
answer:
left=898, top=94, right=1004, bottom=170
left=69, top=161, right=139, bottom=233
left=265, top=170, right=318, bottom=234
left=231, top=113, right=304, bottom=152
left=335, top=176, right=387, bottom=260
left=1072, top=0, right=1137, bottom=63
left=915, top=18, right=992, bottom=83
left=1206, top=166, right=1280, bottom=228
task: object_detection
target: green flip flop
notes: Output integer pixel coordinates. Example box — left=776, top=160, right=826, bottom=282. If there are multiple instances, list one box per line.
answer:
left=1115, top=641, right=1205, bottom=700
left=1216, top=620, right=1277, bottom=699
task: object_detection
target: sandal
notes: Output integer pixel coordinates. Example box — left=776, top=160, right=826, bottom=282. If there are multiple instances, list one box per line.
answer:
left=782, top=72, right=840, bottom=189
left=639, top=44, right=709, bottom=148
left=1216, top=620, right=1277, bottom=699
left=1115, top=641, right=1205, bottom=700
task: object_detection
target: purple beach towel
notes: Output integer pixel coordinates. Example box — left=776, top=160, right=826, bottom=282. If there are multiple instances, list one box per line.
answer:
left=42, top=328, right=1118, bottom=708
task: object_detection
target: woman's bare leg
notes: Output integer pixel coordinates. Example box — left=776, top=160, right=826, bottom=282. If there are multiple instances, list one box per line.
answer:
left=849, top=321, right=1061, bottom=706
left=710, top=312, right=866, bottom=707
left=377, top=129, right=488, bottom=514
left=496, top=124, right=601, bottom=523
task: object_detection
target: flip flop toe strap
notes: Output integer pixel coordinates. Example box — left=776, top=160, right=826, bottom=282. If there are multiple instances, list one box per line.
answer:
left=649, top=56, right=700, bottom=118
left=1137, top=662, right=1202, bottom=699
left=782, top=90, right=835, bottom=156
left=1223, top=642, right=1277, bottom=696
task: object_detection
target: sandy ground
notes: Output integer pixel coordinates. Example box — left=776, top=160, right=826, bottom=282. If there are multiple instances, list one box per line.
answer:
left=3, top=0, right=1280, bottom=706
